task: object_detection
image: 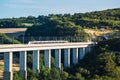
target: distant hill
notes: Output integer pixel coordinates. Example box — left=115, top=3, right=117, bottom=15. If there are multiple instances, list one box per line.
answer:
left=73, top=8, right=120, bottom=29
left=81, top=8, right=120, bottom=20
left=0, top=8, right=119, bottom=29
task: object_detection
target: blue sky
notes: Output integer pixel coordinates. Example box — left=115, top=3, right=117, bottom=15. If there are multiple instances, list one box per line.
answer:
left=0, top=0, right=120, bottom=18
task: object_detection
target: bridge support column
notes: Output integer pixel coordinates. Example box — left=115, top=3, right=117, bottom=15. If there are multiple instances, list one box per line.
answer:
left=72, top=48, right=78, bottom=64
left=64, top=48, right=70, bottom=68
left=85, top=47, right=89, bottom=54
left=19, top=51, right=27, bottom=80
left=88, top=46, right=92, bottom=52
left=79, top=48, right=85, bottom=60
left=33, top=50, right=39, bottom=71
left=55, top=49, right=61, bottom=70
left=44, top=50, right=51, bottom=68
left=3, top=52, right=13, bottom=80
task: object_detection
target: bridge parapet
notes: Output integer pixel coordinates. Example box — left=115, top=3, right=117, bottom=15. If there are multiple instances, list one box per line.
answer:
left=28, top=40, right=68, bottom=44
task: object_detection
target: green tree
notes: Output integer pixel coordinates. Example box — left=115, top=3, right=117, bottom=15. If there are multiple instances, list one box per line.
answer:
left=75, top=73, right=85, bottom=80
left=13, top=72, right=22, bottom=80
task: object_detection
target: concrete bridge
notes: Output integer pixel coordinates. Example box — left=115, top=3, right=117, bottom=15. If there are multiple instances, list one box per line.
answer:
left=0, top=42, right=95, bottom=80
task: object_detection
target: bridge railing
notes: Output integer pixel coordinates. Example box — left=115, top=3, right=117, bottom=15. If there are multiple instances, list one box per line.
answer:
left=0, top=36, right=92, bottom=44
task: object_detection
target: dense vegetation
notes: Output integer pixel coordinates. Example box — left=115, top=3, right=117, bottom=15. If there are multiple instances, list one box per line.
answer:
left=13, top=38, right=120, bottom=80
left=25, top=20, right=90, bottom=42
left=67, top=38, right=120, bottom=80
left=0, top=8, right=120, bottom=29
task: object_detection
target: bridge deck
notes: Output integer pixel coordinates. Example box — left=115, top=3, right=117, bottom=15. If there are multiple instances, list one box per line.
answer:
left=0, top=42, right=94, bottom=53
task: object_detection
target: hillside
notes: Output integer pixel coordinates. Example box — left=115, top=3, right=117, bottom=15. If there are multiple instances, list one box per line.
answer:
left=0, top=8, right=119, bottom=29
left=25, top=21, right=90, bottom=42
left=84, top=29, right=115, bottom=36
left=82, top=8, right=120, bottom=20
left=72, top=8, right=120, bottom=29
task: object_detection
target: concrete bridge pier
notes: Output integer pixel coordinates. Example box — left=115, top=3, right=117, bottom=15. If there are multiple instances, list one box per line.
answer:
left=33, top=50, right=39, bottom=71
left=88, top=46, right=92, bottom=52
left=19, top=51, right=27, bottom=80
left=55, top=49, right=61, bottom=70
left=79, top=48, right=85, bottom=60
left=64, top=48, right=70, bottom=68
left=3, top=52, right=13, bottom=80
left=44, top=50, right=51, bottom=68
left=72, top=48, right=78, bottom=64
left=85, top=47, right=89, bottom=54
